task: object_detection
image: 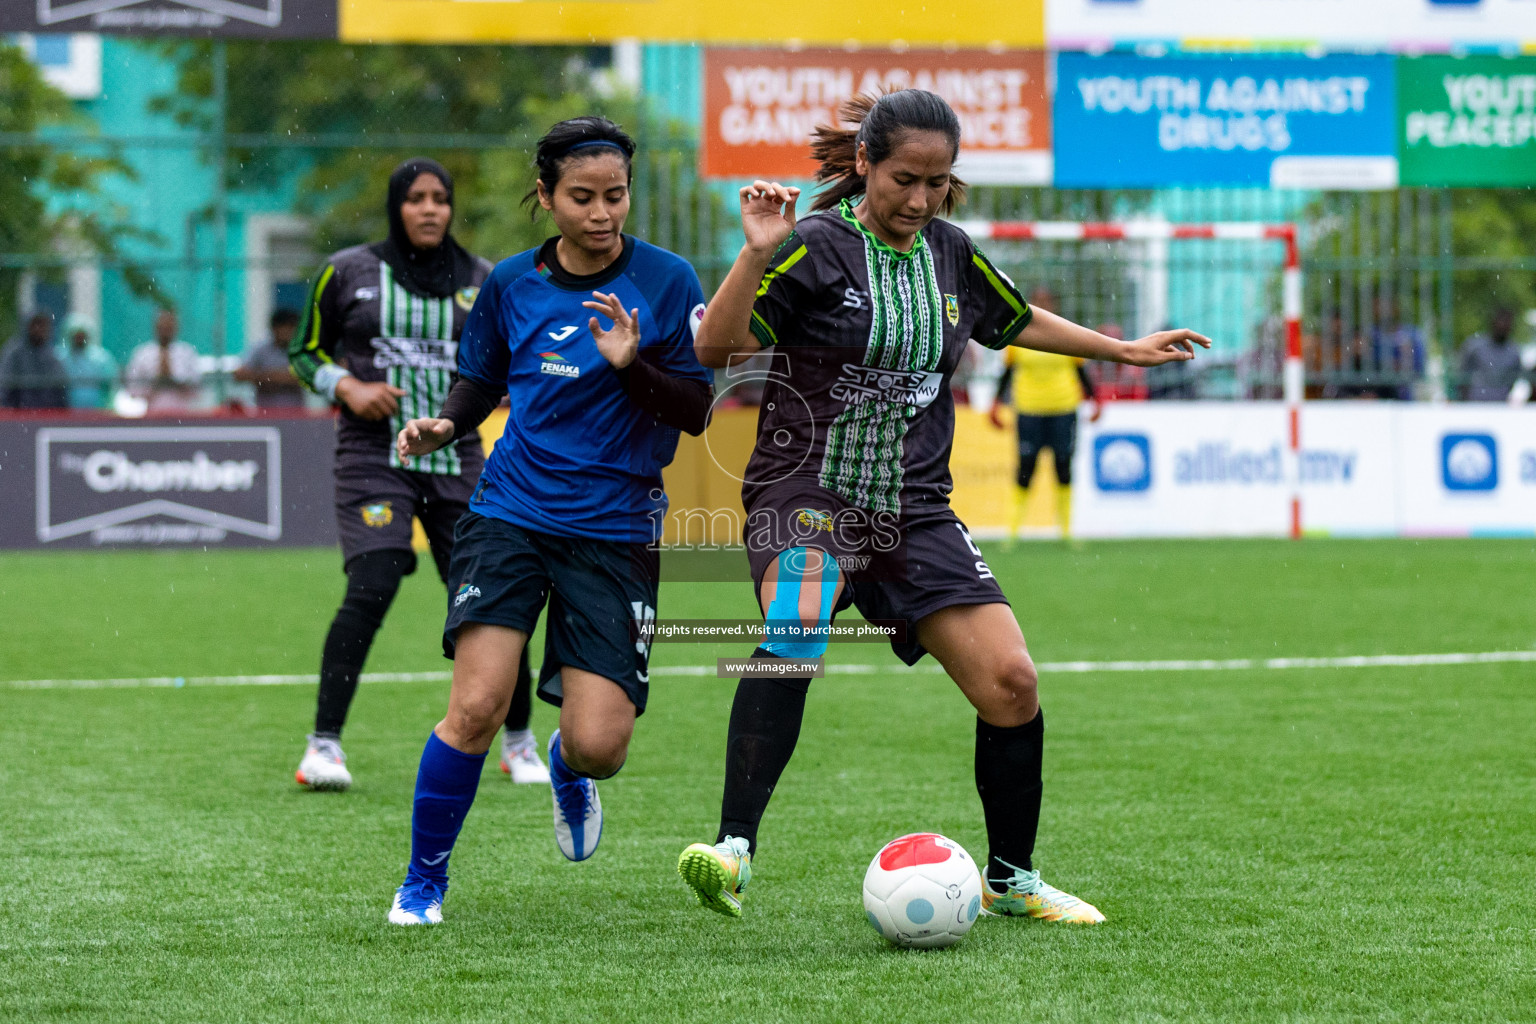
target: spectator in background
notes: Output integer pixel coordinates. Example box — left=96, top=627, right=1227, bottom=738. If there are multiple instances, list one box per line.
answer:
left=234, top=308, right=306, bottom=409
left=1458, top=306, right=1521, bottom=401
left=57, top=314, right=117, bottom=410
left=0, top=312, right=69, bottom=409
left=125, top=309, right=201, bottom=413
left=1369, top=297, right=1425, bottom=400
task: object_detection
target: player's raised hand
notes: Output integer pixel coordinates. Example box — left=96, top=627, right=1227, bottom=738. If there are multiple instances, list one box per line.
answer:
left=1120, top=328, right=1212, bottom=367
left=396, top=417, right=455, bottom=465
left=740, top=180, right=799, bottom=257
left=585, top=291, right=640, bottom=369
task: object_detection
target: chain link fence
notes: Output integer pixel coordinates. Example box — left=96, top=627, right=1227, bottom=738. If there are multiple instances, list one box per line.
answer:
left=4, top=91, right=1532, bottom=408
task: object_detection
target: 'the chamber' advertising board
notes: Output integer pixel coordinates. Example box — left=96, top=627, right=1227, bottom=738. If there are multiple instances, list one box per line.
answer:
left=702, top=49, right=1051, bottom=184
left=0, top=418, right=339, bottom=549
left=0, top=0, right=337, bottom=36
left=1399, top=56, right=1536, bottom=187
left=1054, top=53, right=1399, bottom=189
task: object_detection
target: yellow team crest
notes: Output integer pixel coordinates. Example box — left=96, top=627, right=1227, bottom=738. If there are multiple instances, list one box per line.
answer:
left=361, top=501, right=393, bottom=528
left=455, top=286, right=480, bottom=311
left=945, top=293, right=959, bottom=327
left=795, top=508, right=834, bottom=533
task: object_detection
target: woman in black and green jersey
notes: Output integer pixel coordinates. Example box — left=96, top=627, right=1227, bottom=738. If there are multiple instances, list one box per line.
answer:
left=678, top=90, right=1210, bottom=926
left=288, top=158, right=547, bottom=791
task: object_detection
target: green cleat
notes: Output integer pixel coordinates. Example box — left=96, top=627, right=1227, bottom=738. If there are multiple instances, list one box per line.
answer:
left=980, top=859, right=1105, bottom=924
left=678, top=836, right=751, bottom=918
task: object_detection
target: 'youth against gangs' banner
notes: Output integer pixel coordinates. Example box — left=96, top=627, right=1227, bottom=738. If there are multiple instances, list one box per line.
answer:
left=703, top=49, right=1051, bottom=184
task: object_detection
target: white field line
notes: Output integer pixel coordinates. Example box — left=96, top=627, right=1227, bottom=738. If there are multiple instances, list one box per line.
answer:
left=5, top=650, right=1535, bottom=690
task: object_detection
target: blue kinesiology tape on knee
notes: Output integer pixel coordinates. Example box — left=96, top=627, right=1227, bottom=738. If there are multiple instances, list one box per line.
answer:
left=761, top=548, right=839, bottom=659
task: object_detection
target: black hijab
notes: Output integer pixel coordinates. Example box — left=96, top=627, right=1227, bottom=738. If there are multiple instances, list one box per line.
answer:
left=371, top=158, right=479, bottom=299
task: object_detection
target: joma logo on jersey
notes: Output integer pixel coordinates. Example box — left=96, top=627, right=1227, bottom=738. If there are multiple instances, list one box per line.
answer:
left=547, top=325, right=579, bottom=342
left=830, top=364, right=943, bottom=409
left=539, top=352, right=581, bottom=379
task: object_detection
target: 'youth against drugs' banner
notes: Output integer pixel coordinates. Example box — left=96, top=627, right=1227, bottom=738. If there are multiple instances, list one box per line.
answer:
left=1053, top=53, right=1398, bottom=189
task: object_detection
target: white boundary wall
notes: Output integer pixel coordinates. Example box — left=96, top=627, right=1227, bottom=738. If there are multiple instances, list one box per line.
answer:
left=1074, top=403, right=1536, bottom=538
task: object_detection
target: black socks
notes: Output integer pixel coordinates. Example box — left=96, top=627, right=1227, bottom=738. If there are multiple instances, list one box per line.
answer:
left=504, top=647, right=533, bottom=733
left=975, top=709, right=1044, bottom=886
left=315, top=549, right=534, bottom=739
left=314, top=551, right=411, bottom=737
left=716, top=648, right=811, bottom=855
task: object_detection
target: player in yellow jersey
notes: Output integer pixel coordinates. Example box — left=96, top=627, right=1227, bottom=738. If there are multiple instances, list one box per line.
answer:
left=989, top=289, right=1101, bottom=543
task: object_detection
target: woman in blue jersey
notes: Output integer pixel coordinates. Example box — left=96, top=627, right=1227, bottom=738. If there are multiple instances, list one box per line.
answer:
left=677, top=90, right=1209, bottom=926
left=384, top=116, right=713, bottom=925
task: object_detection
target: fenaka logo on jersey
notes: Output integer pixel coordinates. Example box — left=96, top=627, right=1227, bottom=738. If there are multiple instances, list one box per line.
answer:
left=454, top=583, right=481, bottom=607
left=1440, top=433, right=1498, bottom=492
left=361, top=502, right=393, bottom=527
left=539, top=352, right=581, bottom=379
left=830, top=365, right=943, bottom=409
left=455, top=286, right=479, bottom=312
left=35, top=426, right=281, bottom=545
left=945, top=294, right=959, bottom=327
left=1094, top=433, right=1152, bottom=492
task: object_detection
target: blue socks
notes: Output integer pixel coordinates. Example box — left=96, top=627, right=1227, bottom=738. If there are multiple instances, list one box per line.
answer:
left=408, top=731, right=485, bottom=884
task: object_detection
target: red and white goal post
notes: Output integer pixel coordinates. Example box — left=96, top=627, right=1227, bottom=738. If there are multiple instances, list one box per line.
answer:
left=950, top=220, right=1305, bottom=540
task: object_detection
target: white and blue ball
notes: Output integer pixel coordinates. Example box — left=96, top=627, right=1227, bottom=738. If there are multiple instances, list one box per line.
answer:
left=862, top=832, right=984, bottom=949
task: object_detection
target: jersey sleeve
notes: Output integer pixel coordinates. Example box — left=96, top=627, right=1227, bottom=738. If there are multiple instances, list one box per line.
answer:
left=748, top=231, right=818, bottom=349
left=652, top=264, right=713, bottom=384
left=456, top=263, right=512, bottom=389
left=289, top=260, right=343, bottom=395
left=966, top=242, right=1032, bottom=351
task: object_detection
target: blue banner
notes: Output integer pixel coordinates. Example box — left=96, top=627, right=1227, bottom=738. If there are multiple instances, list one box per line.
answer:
left=1053, top=53, right=1399, bottom=189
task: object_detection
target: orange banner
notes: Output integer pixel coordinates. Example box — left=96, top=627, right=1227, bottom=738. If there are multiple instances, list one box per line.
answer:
left=702, top=49, right=1051, bottom=184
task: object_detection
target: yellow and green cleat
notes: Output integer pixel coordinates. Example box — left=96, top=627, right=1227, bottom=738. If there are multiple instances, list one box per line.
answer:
left=980, top=860, right=1105, bottom=924
left=678, top=836, right=752, bottom=918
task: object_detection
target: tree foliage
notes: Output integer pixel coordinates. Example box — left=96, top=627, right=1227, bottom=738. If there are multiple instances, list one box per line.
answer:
left=153, top=42, right=600, bottom=256
left=152, top=42, right=733, bottom=273
left=1448, top=189, right=1536, bottom=345
left=0, top=43, right=147, bottom=338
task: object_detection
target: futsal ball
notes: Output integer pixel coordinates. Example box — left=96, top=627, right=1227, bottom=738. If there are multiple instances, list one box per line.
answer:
left=862, top=832, right=984, bottom=949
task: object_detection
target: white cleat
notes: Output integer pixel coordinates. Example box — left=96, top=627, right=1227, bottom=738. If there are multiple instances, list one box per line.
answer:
left=548, top=729, right=602, bottom=861
left=500, top=731, right=551, bottom=785
left=387, top=881, right=444, bottom=925
left=295, top=734, right=352, bottom=791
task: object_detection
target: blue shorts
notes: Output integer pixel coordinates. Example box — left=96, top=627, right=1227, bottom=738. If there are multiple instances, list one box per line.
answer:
left=442, top=513, right=659, bottom=714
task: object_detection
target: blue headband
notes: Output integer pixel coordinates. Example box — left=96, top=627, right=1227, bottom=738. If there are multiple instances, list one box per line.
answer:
left=563, top=139, right=628, bottom=157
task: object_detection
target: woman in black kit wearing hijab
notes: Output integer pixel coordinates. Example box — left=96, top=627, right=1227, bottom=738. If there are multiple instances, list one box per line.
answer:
left=289, top=158, right=548, bottom=790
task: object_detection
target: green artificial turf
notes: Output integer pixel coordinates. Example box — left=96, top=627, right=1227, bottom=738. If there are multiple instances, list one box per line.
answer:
left=1, top=539, right=1533, bottom=1022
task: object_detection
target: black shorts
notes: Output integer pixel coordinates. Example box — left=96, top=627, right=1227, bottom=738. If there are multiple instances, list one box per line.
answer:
left=744, top=482, right=1007, bottom=666
left=442, top=512, right=660, bottom=713
left=334, top=460, right=476, bottom=577
left=1016, top=412, right=1078, bottom=484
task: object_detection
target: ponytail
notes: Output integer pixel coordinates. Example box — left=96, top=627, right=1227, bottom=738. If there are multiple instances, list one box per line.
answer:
left=809, top=90, right=966, bottom=214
